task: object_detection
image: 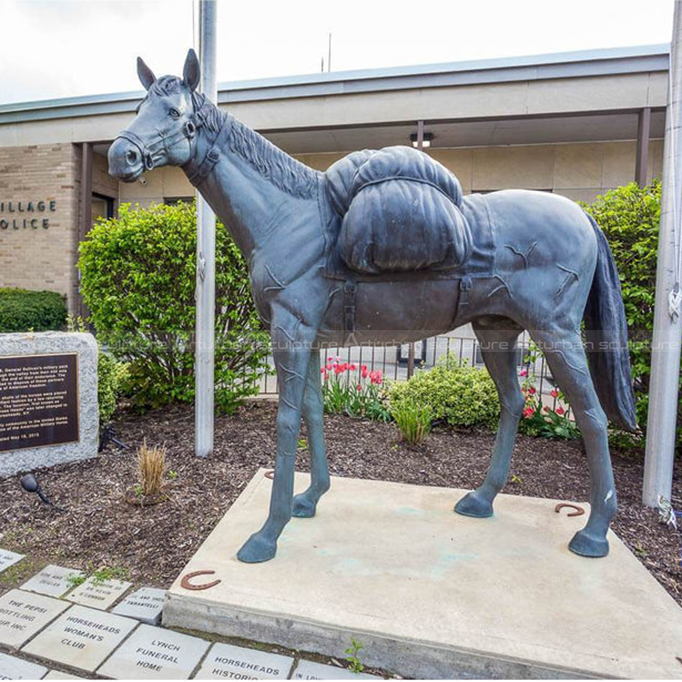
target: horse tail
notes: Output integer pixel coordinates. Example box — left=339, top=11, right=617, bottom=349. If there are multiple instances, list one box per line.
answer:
left=582, top=212, right=638, bottom=431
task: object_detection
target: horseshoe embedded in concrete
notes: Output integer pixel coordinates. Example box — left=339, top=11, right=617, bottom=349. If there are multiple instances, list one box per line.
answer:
left=180, top=570, right=221, bottom=591
left=554, top=502, right=585, bottom=517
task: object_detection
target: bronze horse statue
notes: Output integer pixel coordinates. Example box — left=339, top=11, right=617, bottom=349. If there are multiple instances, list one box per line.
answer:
left=109, top=50, right=636, bottom=563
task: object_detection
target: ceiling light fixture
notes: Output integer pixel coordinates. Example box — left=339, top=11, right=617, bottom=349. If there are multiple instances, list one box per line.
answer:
left=410, top=132, right=434, bottom=149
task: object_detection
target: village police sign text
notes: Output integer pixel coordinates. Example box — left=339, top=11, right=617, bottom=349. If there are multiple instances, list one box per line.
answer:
left=0, top=200, right=56, bottom=230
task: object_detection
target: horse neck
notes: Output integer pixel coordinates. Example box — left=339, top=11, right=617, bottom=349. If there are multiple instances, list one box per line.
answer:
left=186, top=110, right=322, bottom=263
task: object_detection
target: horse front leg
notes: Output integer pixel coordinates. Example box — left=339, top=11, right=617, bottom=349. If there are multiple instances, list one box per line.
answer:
left=237, top=310, right=315, bottom=564
left=292, top=349, right=330, bottom=518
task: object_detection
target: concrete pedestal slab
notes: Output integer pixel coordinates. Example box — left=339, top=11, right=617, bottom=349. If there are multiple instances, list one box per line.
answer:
left=164, top=470, right=682, bottom=679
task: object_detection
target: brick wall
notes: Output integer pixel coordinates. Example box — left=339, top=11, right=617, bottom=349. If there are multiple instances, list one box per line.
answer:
left=0, top=143, right=81, bottom=312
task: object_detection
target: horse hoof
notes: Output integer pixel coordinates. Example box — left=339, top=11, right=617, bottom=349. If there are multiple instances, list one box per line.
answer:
left=568, top=529, right=609, bottom=558
left=292, top=493, right=317, bottom=518
left=237, top=532, right=277, bottom=563
left=454, top=491, right=494, bottom=518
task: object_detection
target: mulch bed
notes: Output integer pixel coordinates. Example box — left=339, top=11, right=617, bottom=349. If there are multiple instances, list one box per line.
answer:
left=1, top=400, right=681, bottom=606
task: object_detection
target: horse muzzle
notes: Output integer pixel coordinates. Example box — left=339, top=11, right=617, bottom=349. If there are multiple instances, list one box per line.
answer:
left=108, top=136, right=150, bottom=182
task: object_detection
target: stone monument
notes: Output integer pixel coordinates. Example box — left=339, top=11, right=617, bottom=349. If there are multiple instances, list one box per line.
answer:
left=0, top=331, right=98, bottom=477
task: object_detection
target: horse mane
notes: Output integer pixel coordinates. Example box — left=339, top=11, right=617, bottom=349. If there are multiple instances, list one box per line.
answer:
left=227, top=116, right=319, bottom=199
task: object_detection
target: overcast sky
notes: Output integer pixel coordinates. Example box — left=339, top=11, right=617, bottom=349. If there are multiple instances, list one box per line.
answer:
left=0, top=0, right=676, bottom=106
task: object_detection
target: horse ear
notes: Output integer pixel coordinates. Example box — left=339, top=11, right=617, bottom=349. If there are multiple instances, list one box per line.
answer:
left=137, top=57, right=156, bottom=90
left=183, top=49, right=201, bottom=92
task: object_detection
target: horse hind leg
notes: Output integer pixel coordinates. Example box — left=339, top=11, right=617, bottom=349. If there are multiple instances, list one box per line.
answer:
left=455, top=320, right=524, bottom=518
left=531, top=329, right=616, bottom=557
left=292, top=349, right=330, bottom=518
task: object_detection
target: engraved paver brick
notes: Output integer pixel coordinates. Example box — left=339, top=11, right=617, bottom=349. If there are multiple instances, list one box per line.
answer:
left=21, top=605, right=137, bottom=672
left=292, top=660, right=379, bottom=680
left=21, top=566, right=84, bottom=598
left=0, top=550, right=24, bottom=575
left=66, top=577, right=132, bottom=610
left=0, top=652, right=47, bottom=679
left=97, top=623, right=209, bottom=679
left=0, top=589, right=70, bottom=648
left=195, top=642, right=294, bottom=679
left=111, top=587, right=165, bottom=624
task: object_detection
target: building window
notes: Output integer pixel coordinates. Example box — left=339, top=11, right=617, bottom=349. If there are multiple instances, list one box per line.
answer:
left=91, top=193, right=114, bottom=225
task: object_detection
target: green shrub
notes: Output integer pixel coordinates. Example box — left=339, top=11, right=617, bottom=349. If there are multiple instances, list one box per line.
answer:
left=392, top=402, right=432, bottom=444
left=68, top=316, right=128, bottom=424
left=0, top=288, right=67, bottom=332
left=78, top=201, right=271, bottom=413
left=581, top=181, right=664, bottom=449
left=390, top=361, right=499, bottom=430
left=98, top=352, right=129, bottom=424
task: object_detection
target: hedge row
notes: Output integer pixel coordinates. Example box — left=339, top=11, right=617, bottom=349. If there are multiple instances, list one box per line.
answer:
left=0, top=288, right=67, bottom=332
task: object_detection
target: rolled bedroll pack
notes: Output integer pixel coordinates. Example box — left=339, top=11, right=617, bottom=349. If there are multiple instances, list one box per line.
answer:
left=326, top=146, right=472, bottom=275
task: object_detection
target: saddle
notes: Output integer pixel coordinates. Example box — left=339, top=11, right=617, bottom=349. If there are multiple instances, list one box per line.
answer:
left=325, top=146, right=472, bottom=275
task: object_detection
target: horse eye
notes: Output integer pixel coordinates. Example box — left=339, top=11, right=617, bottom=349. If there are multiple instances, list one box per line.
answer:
left=169, top=108, right=181, bottom=118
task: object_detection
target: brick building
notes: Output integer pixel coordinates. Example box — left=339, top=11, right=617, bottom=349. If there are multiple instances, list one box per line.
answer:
left=0, top=44, right=669, bottom=313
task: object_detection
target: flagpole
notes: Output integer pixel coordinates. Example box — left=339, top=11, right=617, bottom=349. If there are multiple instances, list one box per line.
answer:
left=643, top=0, right=682, bottom=505
left=195, top=0, right=218, bottom=457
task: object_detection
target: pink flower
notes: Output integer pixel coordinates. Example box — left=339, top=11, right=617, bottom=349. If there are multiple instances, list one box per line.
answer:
left=327, top=356, right=333, bottom=362
left=356, top=385, right=362, bottom=391
left=550, top=389, right=559, bottom=398
left=369, top=370, right=383, bottom=385
left=528, top=387, right=536, bottom=395
left=326, top=363, right=332, bottom=371
left=519, top=369, right=527, bottom=377
left=349, top=364, right=356, bottom=371
left=320, top=368, right=326, bottom=374
left=522, top=407, right=534, bottom=419
left=543, top=406, right=550, bottom=413
left=361, top=365, right=369, bottom=379
left=556, top=406, right=565, bottom=416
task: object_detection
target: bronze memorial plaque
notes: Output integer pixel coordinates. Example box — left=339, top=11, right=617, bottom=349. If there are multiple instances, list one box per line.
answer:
left=0, top=353, right=79, bottom=453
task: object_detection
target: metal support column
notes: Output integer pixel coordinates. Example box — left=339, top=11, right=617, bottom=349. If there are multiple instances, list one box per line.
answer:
left=77, top=142, right=92, bottom=319
left=195, top=0, right=218, bottom=457
left=643, top=2, right=682, bottom=506
left=635, top=107, right=651, bottom=187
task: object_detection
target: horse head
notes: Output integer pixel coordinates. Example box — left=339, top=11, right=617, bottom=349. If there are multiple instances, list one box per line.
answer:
left=108, top=49, right=202, bottom=182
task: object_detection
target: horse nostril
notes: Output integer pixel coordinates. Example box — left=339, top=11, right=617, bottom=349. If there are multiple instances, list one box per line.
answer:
left=126, top=149, right=138, bottom=165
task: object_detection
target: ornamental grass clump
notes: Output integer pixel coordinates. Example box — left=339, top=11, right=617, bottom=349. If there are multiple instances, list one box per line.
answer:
left=321, top=357, right=391, bottom=421
left=137, top=441, right=166, bottom=499
left=392, top=402, right=432, bottom=444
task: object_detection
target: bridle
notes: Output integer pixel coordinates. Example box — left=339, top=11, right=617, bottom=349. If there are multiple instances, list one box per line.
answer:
left=116, top=98, right=214, bottom=172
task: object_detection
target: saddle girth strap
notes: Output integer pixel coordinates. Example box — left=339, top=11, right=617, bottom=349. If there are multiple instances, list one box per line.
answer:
left=343, top=280, right=357, bottom=345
